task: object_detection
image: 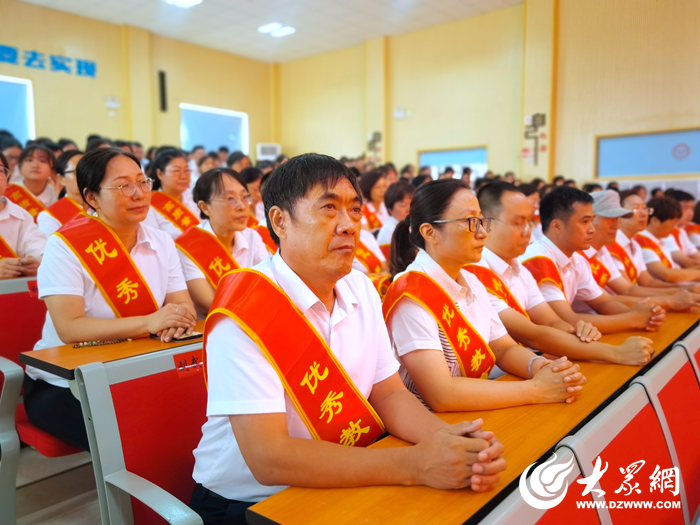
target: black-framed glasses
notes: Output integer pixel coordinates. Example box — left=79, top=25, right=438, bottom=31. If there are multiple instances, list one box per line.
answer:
left=433, top=216, right=492, bottom=233
left=101, top=178, right=154, bottom=197
left=212, top=194, right=254, bottom=208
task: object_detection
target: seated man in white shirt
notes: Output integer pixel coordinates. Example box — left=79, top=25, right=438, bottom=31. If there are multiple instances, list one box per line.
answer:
left=636, top=196, right=700, bottom=283
left=474, top=182, right=653, bottom=366
left=585, top=190, right=700, bottom=312
left=519, top=186, right=665, bottom=334
left=663, top=190, right=700, bottom=268
left=190, top=154, right=506, bottom=525
left=611, top=191, right=700, bottom=290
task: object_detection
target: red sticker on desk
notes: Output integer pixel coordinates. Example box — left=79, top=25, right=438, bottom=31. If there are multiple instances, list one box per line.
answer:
left=173, top=349, right=204, bottom=379
left=27, top=280, right=38, bottom=298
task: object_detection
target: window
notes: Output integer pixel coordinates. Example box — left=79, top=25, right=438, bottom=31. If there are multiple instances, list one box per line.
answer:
left=179, top=103, right=249, bottom=154
left=0, top=75, right=35, bottom=144
left=597, top=129, right=700, bottom=178
left=418, top=147, right=488, bottom=179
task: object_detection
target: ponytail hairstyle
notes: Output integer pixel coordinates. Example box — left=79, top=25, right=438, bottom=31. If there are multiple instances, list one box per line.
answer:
left=390, top=179, right=469, bottom=277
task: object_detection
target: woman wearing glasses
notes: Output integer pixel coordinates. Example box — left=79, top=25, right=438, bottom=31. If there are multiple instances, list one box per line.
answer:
left=383, top=179, right=586, bottom=412
left=176, top=168, right=269, bottom=318
left=0, top=152, right=47, bottom=279
left=145, top=148, right=201, bottom=239
left=37, top=150, right=86, bottom=236
left=24, top=148, right=196, bottom=451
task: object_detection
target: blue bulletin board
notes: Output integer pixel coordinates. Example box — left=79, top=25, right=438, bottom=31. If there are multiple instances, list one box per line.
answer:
left=596, top=129, right=700, bottom=178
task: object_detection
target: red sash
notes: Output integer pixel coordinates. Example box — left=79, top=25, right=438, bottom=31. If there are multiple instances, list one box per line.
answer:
left=685, top=223, right=700, bottom=236
left=150, top=192, right=200, bottom=232
left=254, top=225, right=278, bottom=254
left=634, top=234, right=673, bottom=268
left=206, top=270, right=385, bottom=447
left=0, top=236, right=18, bottom=259
left=606, top=242, right=638, bottom=284
left=4, top=183, right=46, bottom=222
left=521, top=256, right=567, bottom=300
left=670, top=229, right=682, bottom=250
left=383, top=272, right=495, bottom=379
left=463, top=265, right=530, bottom=318
left=55, top=214, right=159, bottom=317
left=363, top=204, right=383, bottom=230
left=379, top=244, right=391, bottom=260
left=45, top=197, right=82, bottom=226
left=175, top=227, right=239, bottom=289
left=368, top=274, right=391, bottom=300
left=247, top=214, right=259, bottom=228
left=577, top=250, right=612, bottom=288
left=355, top=240, right=383, bottom=274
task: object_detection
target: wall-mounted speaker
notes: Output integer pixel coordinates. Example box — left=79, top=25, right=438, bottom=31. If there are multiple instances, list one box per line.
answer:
left=158, top=71, right=167, bottom=112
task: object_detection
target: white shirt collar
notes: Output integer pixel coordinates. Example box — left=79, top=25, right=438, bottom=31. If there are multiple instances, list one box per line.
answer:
left=0, top=198, right=26, bottom=221
left=135, top=222, right=160, bottom=252
left=640, top=229, right=663, bottom=244
left=482, top=247, right=520, bottom=276
left=201, top=221, right=250, bottom=255
left=269, top=251, right=358, bottom=316
left=541, top=235, right=573, bottom=269
left=616, top=229, right=633, bottom=248
left=410, top=249, right=475, bottom=302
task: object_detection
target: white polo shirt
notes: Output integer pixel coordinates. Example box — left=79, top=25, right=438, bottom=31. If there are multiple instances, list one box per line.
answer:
left=178, top=222, right=269, bottom=284
left=192, top=252, right=399, bottom=502
left=386, top=249, right=508, bottom=407
left=352, top=229, right=386, bottom=274
left=0, top=198, right=47, bottom=258
left=519, top=236, right=603, bottom=305
left=474, top=247, right=546, bottom=313
left=377, top=215, right=399, bottom=247
left=26, top=223, right=188, bottom=388
left=254, top=201, right=266, bottom=224
left=635, top=230, right=679, bottom=268
left=663, top=228, right=698, bottom=257
left=361, top=201, right=390, bottom=229
left=15, top=180, right=58, bottom=208
left=686, top=226, right=700, bottom=248
left=612, top=230, right=648, bottom=277
left=581, top=246, right=622, bottom=287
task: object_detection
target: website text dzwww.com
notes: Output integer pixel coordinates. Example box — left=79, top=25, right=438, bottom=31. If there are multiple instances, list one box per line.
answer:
left=576, top=500, right=681, bottom=509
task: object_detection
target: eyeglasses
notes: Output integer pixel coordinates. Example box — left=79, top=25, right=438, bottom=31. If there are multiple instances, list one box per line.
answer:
left=62, top=169, right=76, bottom=176
left=101, top=178, right=154, bottom=197
left=165, top=168, right=192, bottom=178
left=492, top=218, right=532, bottom=234
left=433, top=216, right=492, bottom=233
left=212, top=194, right=254, bottom=208
left=627, top=206, right=654, bottom=216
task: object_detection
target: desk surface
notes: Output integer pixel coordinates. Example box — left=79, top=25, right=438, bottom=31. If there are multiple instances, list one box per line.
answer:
left=19, top=320, right=205, bottom=380
left=248, top=313, right=699, bottom=525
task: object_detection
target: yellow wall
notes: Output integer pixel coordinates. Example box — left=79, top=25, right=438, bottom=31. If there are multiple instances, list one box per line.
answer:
left=278, top=44, right=366, bottom=159
left=389, top=5, right=524, bottom=173
left=0, top=0, right=272, bottom=151
left=0, top=0, right=129, bottom=144
left=555, top=0, right=700, bottom=182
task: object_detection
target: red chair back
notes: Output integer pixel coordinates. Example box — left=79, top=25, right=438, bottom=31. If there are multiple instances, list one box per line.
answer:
left=656, top=360, right=700, bottom=520
left=110, top=364, right=207, bottom=524
left=0, top=283, right=46, bottom=367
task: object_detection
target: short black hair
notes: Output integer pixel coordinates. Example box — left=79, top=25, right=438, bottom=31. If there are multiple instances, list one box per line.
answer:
left=275, top=153, right=288, bottom=164
left=227, top=150, right=248, bottom=167
left=477, top=181, right=519, bottom=217
left=192, top=145, right=205, bottom=153
left=55, top=149, right=84, bottom=176
left=197, top=152, right=218, bottom=168
left=553, top=175, right=565, bottom=184
left=462, top=166, right=472, bottom=175
left=77, top=148, right=141, bottom=206
left=515, top=183, right=537, bottom=197
left=57, top=138, right=77, bottom=150
left=664, top=189, right=694, bottom=203
left=411, top=174, right=431, bottom=188
left=358, top=169, right=386, bottom=201
left=0, top=136, right=22, bottom=151
left=582, top=183, right=603, bottom=193
left=262, top=153, right=361, bottom=247
left=87, top=138, right=113, bottom=151
left=384, top=180, right=415, bottom=211
left=150, top=148, right=187, bottom=190
left=240, top=166, right=263, bottom=184
left=647, top=197, right=681, bottom=223
left=443, top=167, right=454, bottom=174
left=540, top=186, right=593, bottom=233
left=219, top=146, right=229, bottom=153
left=400, top=164, right=412, bottom=175
left=19, top=144, right=56, bottom=171
left=618, top=189, right=637, bottom=206
left=192, top=168, right=248, bottom=220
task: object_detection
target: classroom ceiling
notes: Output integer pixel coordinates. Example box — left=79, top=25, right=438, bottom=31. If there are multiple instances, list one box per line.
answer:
left=21, top=0, right=522, bottom=63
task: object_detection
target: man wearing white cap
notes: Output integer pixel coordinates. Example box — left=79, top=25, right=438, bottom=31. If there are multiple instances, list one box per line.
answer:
left=580, top=190, right=700, bottom=313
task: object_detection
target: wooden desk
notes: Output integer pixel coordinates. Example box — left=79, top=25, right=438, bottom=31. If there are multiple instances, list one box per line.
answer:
left=247, top=313, right=699, bottom=525
left=18, top=320, right=205, bottom=380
